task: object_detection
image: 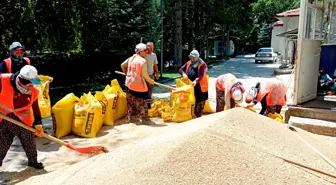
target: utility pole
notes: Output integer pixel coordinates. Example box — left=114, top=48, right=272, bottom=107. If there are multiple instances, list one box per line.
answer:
left=160, top=0, right=164, bottom=78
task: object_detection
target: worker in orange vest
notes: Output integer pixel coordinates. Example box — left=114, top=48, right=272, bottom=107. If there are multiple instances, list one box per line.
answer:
left=0, top=65, right=44, bottom=169
left=121, top=43, right=155, bottom=124
left=0, top=42, right=31, bottom=74
left=245, top=79, right=287, bottom=115
left=179, top=50, right=208, bottom=118
left=216, top=73, right=245, bottom=112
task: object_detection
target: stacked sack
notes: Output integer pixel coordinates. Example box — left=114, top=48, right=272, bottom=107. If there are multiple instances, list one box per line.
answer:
left=52, top=80, right=127, bottom=138
left=148, top=100, right=172, bottom=122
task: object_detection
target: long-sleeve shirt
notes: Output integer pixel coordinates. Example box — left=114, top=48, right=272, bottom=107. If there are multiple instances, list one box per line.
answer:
left=179, top=60, right=206, bottom=83
left=0, top=74, right=42, bottom=126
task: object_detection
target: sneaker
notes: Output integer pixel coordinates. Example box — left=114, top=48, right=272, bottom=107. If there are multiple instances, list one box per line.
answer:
left=28, top=162, right=44, bottom=169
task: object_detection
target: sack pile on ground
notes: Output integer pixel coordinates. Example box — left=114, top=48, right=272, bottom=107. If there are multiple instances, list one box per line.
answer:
left=267, top=112, right=285, bottom=123
left=52, top=80, right=127, bottom=138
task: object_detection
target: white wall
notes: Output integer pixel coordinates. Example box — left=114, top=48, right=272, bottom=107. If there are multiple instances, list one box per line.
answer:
left=294, top=39, right=322, bottom=104
left=271, top=26, right=285, bottom=53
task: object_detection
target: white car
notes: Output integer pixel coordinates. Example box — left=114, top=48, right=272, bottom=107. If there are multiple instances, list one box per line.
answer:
left=255, top=48, right=278, bottom=63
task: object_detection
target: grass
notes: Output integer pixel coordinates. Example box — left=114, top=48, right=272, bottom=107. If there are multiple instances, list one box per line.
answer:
left=162, top=69, right=180, bottom=79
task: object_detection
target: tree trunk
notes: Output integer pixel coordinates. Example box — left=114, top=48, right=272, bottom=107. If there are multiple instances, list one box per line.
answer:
left=221, top=28, right=225, bottom=56
left=226, top=25, right=230, bottom=56
left=174, top=0, right=183, bottom=68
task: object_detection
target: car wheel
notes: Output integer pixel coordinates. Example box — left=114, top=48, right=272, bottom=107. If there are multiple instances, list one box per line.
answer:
left=255, top=60, right=258, bottom=63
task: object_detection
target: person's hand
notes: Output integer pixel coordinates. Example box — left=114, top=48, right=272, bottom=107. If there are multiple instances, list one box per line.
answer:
left=182, top=73, right=188, bottom=79
left=155, top=73, right=160, bottom=80
left=34, top=125, right=44, bottom=137
left=150, top=79, right=155, bottom=85
left=191, top=80, right=197, bottom=86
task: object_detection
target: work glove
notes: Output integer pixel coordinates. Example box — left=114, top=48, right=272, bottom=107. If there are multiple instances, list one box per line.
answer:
left=34, top=125, right=44, bottom=137
left=182, top=73, right=188, bottom=79
left=191, top=80, right=197, bottom=86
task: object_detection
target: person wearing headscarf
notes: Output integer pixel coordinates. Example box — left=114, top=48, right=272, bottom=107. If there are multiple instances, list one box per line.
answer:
left=121, top=43, right=155, bottom=124
left=179, top=50, right=208, bottom=118
left=0, top=42, right=31, bottom=74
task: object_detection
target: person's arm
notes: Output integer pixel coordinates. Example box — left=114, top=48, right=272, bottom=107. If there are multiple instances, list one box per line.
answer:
left=141, top=62, right=155, bottom=84
left=153, top=54, right=159, bottom=78
left=32, top=100, right=42, bottom=127
left=194, top=63, right=206, bottom=83
left=121, top=58, right=129, bottom=74
left=0, top=61, right=8, bottom=73
left=179, top=63, right=187, bottom=76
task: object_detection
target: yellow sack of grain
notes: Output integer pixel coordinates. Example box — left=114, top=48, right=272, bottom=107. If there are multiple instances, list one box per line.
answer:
left=94, top=92, right=108, bottom=124
left=51, top=93, right=79, bottom=138
left=72, top=92, right=103, bottom=138
left=101, top=79, right=127, bottom=126
left=148, top=100, right=172, bottom=121
left=34, top=75, right=53, bottom=118
left=171, top=78, right=195, bottom=123
left=267, top=112, right=285, bottom=123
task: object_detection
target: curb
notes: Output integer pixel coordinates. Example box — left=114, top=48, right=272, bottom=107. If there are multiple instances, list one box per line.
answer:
left=274, top=68, right=293, bottom=75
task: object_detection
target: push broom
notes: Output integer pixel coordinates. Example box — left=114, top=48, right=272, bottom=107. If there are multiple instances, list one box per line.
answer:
left=0, top=113, right=109, bottom=154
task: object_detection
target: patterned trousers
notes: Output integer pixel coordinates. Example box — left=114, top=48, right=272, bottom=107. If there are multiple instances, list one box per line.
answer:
left=126, top=93, right=149, bottom=121
left=194, top=101, right=206, bottom=118
left=0, top=114, right=38, bottom=165
left=216, top=87, right=235, bottom=112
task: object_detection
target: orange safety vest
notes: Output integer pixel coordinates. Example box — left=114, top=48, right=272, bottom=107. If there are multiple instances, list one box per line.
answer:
left=125, top=55, right=148, bottom=92
left=256, top=80, right=286, bottom=106
left=216, top=73, right=245, bottom=98
left=4, top=57, right=31, bottom=73
left=0, top=74, right=39, bottom=126
left=185, top=60, right=208, bottom=92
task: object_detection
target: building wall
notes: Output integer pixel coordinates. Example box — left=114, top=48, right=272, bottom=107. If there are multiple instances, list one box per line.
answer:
left=279, top=16, right=300, bottom=62
left=271, top=26, right=285, bottom=54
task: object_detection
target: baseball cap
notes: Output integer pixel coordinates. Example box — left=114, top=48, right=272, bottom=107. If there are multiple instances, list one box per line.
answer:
left=18, top=65, right=42, bottom=85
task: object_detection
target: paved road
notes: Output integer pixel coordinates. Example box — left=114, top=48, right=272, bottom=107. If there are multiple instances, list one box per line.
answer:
left=153, top=58, right=294, bottom=111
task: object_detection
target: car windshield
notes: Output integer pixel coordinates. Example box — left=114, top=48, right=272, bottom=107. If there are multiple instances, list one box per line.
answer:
left=258, top=48, right=272, bottom=52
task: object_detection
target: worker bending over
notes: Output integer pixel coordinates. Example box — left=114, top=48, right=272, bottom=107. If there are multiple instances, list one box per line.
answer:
left=216, top=73, right=245, bottom=112
left=0, top=42, right=31, bottom=74
left=0, top=65, right=44, bottom=169
left=121, top=43, right=155, bottom=124
left=245, top=79, right=287, bottom=115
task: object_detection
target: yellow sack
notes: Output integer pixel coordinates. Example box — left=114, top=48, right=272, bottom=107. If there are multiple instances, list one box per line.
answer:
left=148, top=100, right=172, bottom=122
left=94, top=92, right=108, bottom=124
left=51, top=93, right=79, bottom=139
left=101, top=79, right=127, bottom=126
left=171, top=78, right=195, bottom=123
left=34, top=75, right=53, bottom=118
left=72, top=92, right=103, bottom=138
left=267, top=113, right=284, bottom=123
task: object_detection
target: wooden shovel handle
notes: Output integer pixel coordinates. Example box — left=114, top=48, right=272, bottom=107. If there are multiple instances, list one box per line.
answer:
left=115, top=71, right=174, bottom=90
left=0, top=113, right=68, bottom=146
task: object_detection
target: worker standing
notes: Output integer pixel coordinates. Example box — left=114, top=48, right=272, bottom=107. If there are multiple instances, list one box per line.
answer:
left=216, top=73, right=245, bottom=112
left=0, top=65, right=44, bottom=169
left=245, top=79, right=287, bottom=115
left=0, top=42, right=31, bottom=74
left=179, top=50, right=208, bottom=118
left=145, top=42, right=160, bottom=107
left=121, top=43, right=155, bottom=124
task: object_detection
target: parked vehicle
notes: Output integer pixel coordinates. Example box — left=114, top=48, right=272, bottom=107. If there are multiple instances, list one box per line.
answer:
left=255, top=48, right=278, bottom=63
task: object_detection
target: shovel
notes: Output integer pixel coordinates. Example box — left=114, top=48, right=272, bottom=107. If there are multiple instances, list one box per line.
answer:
left=115, top=71, right=193, bottom=92
left=0, top=113, right=109, bottom=154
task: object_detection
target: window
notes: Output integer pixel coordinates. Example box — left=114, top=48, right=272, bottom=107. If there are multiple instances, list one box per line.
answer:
left=258, top=48, right=272, bottom=52
left=305, top=7, right=316, bottom=39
